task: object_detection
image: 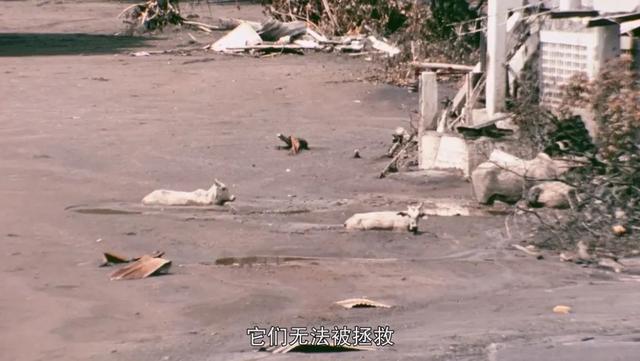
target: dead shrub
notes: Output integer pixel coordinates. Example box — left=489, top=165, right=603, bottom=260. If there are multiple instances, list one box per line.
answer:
left=512, top=57, right=639, bottom=256
left=262, top=0, right=483, bottom=85
left=120, top=0, right=184, bottom=32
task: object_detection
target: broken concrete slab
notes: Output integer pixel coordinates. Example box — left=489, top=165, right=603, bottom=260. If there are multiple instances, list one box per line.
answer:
left=419, top=132, right=470, bottom=176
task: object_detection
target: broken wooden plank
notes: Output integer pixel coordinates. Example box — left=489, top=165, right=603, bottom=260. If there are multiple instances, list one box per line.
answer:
left=379, top=134, right=416, bottom=178
left=306, top=28, right=330, bottom=43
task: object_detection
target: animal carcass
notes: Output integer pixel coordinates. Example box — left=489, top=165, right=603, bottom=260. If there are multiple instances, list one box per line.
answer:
left=471, top=150, right=570, bottom=205
left=142, top=179, right=236, bottom=206
left=527, top=181, right=576, bottom=209
left=344, top=203, right=426, bottom=234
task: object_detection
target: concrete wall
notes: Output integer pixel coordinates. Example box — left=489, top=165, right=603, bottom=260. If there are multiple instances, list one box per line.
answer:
left=420, top=132, right=470, bottom=176
left=420, top=133, right=527, bottom=178
left=592, top=0, right=640, bottom=13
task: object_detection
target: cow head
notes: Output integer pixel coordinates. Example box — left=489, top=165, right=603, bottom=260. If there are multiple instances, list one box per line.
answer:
left=211, top=179, right=236, bottom=205
left=397, top=203, right=426, bottom=234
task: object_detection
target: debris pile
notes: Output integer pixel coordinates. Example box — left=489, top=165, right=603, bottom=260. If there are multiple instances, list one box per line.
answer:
left=207, top=19, right=400, bottom=57
left=262, top=0, right=413, bottom=36
left=507, top=57, right=639, bottom=259
left=118, top=1, right=482, bottom=83
left=380, top=126, right=418, bottom=178
left=119, top=0, right=184, bottom=31
left=263, top=0, right=483, bottom=84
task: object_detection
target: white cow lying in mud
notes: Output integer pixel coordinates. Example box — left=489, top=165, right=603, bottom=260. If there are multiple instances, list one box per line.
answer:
left=142, top=179, right=236, bottom=206
left=345, top=203, right=426, bottom=234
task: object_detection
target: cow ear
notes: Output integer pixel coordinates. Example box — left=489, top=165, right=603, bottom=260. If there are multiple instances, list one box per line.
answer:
left=397, top=212, right=408, bottom=217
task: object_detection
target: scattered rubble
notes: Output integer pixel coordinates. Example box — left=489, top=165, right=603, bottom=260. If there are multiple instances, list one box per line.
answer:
left=263, top=0, right=483, bottom=84
left=558, top=241, right=629, bottom=274
left=208, top=20, right=400, bottom=57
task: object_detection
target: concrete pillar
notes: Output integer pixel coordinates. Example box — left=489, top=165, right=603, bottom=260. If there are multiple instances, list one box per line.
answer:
left=486, top=0, right=519, bottom=116
left=418, top=71, right=438, bottom=169
left=419, top=71, right=438, bottom=132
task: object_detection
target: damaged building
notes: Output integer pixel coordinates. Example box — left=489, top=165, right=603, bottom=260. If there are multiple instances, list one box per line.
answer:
left=418, top=0, right=640, bottom=175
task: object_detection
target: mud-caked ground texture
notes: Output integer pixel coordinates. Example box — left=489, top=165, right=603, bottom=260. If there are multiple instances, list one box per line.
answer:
left=1, top=2, right=640, bottom=361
